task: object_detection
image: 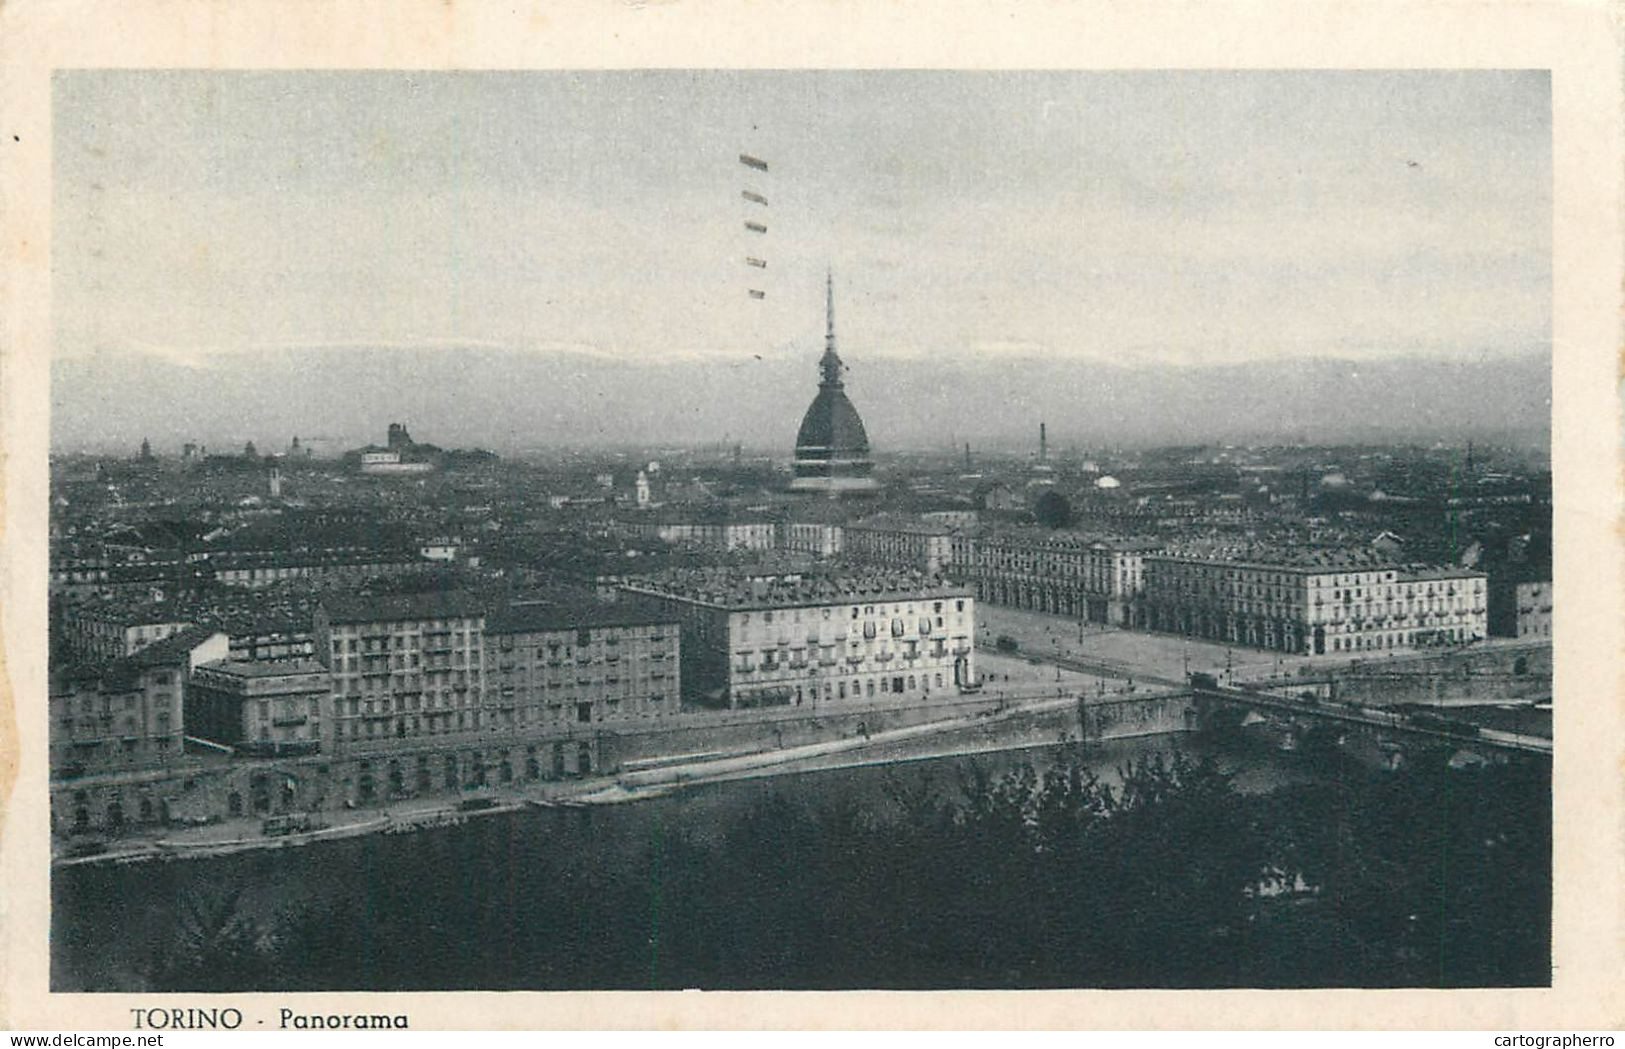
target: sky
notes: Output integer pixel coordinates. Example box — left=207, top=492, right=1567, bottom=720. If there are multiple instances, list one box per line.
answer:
left=54, top=70, right=1550, bottom=374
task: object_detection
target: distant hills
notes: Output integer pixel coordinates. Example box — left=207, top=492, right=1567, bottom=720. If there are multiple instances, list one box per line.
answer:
left=51, top=345, right=1551, bottom=456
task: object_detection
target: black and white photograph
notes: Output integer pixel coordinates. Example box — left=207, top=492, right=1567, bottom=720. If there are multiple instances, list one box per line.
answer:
left=38, top=67, right=1559, bottom=994
left=4, top=4, right=1621, bottom=1026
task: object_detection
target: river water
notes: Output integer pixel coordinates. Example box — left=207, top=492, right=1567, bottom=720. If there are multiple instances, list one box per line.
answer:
left=52, top=730, right=1316, bottom=991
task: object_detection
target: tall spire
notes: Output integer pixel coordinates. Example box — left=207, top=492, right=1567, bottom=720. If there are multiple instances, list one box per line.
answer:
left=819, top=268, right=844, bottom=388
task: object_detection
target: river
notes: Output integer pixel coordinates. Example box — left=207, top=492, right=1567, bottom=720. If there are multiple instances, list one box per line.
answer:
left=52, top=729, right=1319, bottom=991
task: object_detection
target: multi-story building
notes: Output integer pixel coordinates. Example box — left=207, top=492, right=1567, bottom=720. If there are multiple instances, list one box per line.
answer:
left=1488, top=574, right=1553, bottom=639
left=312, top=590, right=491, bottom=748
left=1137, top=549, right=1488, bottom=655
left=949, top=528, right=1160, bottom=626
left=221, top=612, right=317, bottom=663
left=778, top=520, right=844, bottom=557
left=49, top=626, right=229, bottom=777
left=624, top=513, right=778, bottom=551
left=56, top=601, right=193, bottom=664
left=843, top=514, right=956, bottom=574
left=620, top=569, right=976, bottom=710
left=55, top=592, right=317, bottom=666
left=50, top=549, right=423, bottom=598
left=188, top=659, right=330, bottom=756
left=208, top=550, right=425, bottom=588
left=483, top=599, right=682, bottom=734
left=776, top=502, right=847, bottom=557
left=49, top=561, right=207, bottom=602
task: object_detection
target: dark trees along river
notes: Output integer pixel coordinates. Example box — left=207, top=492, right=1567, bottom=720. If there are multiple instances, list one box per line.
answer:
left=55, top=748, right=1549, bottom=990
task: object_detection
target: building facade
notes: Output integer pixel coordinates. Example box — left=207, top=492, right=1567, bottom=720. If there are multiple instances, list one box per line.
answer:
left=1137, top=551, right=1488, bottom=654
left=49, top=627, right=229, bottom=778
left=1488, top=576, right=1553, bottom=639
left=949, top=529, right=1159, bottom=626
left=843, top=515, right=955, bottom=574
left=56, top=602, right=193, bottom=664
left=778, top=520, right=845, bottom=557
left=313, top=591, right=491, bottom=748
left=626, top=516, right=778, bottom=551
left=620, top=570, right=976, bottom=710
left=188, top=659, right=330, bottom=756
left=209, top=551, right=424, bottom=588
left=483, top=601, right=682, bottom=736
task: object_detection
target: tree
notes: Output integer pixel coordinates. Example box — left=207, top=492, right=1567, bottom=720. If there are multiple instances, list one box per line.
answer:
left=243, top=440, right=258, bottom=458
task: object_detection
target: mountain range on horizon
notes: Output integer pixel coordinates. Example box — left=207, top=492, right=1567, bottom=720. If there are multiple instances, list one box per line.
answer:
left=50, top=345, right=1551, bottom=457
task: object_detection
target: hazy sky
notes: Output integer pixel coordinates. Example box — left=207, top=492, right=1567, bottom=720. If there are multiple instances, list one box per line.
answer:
left=54, top=70, right=1549, bottom=370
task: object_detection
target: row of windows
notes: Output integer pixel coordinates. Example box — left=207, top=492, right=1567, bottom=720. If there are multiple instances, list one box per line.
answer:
left=737, top=600, right=966, bottom=626
left=735, top=639, right=956, bottom=672
left=58, top=713, right=172, bottom=735
left=329, top=694, right=673, bottom=740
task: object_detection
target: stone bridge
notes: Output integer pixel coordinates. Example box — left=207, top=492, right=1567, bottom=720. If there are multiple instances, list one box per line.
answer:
left=1189, top=682, right=1551, bottom=768
left=1075, top=682, right=1550, bottom=769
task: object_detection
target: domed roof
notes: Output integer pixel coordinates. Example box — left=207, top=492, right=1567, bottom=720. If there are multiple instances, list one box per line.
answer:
left=789, top=271, right=879, bottom=495
left=795, top=386, right=871, bottom=456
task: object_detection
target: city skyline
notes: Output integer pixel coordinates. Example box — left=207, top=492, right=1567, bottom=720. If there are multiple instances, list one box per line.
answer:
left=51, top=70, right=1550, bottom=453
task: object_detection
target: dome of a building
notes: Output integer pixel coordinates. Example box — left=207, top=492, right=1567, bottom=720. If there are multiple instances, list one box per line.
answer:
left=795, top=386, right=870, bottom=454
left=790, top=273, right=878, bottom=495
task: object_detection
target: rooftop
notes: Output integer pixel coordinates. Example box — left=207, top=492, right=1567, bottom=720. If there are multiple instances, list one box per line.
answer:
left=968, top=526, right=1164, bottom=551
left=847, top=514, right=956, bottom=536
left=485, top=598, right=676, bottom=635
left=319, top=589, right=492, bottom=625
left=1149, top=544, right=1486, bottom=578
left=195, top=657, right=329, bottom=679
left=127, top=624, right=227, bottom=667
left=622, top=568, right=971, bottom=611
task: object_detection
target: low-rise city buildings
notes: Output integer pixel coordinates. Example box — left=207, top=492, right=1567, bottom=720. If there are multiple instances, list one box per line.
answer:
left=1137, top=548, right=1488, bottom=654
left=620, top=569, right=976, bottom=709
left=313, top=590, right=491, bottom=747
left=484, top=599, right=682, bottom=733
left=49, top=626, right=229, bottom=778
left=843, top=514, right=955, bottom=574
left=1489, top=574, right=1553, bottom=639
left=188, top=658, right=331, bottom=756
left=949, top=528, right=1160, bottom=626
left=57, top=603, right=194, bottom=664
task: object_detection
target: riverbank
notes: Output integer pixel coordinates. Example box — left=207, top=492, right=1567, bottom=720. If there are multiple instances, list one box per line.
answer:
left=55, top=688, right=1144, bottom=867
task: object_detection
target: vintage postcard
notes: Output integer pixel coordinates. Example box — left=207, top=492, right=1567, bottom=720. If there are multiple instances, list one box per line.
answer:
left=1, top=0, right=1620, bottom=1032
